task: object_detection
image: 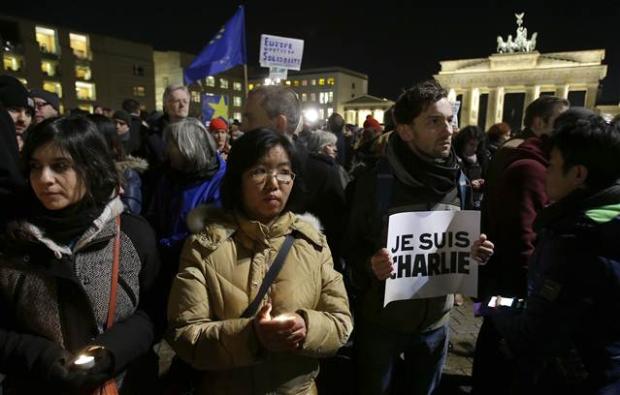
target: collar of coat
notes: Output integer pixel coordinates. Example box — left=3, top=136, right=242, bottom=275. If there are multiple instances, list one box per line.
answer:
left=187, top=205, right=325, bottom=252
left=7, top=196, right=124, bottom=258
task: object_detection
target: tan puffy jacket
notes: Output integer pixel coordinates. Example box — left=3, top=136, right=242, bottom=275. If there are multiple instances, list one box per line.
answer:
left=167, top=209, right=353, bottom=395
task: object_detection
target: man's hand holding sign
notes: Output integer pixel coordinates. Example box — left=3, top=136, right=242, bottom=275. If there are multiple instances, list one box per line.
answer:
left=374, top=210, right=494, bottom=306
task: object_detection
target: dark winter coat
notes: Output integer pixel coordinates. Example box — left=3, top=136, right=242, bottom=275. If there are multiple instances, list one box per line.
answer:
left=0, top=197, right=163, bottom=393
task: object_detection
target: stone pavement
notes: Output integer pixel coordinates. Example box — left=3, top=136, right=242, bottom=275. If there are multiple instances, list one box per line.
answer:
left=437, top=297, right=482, bottom=394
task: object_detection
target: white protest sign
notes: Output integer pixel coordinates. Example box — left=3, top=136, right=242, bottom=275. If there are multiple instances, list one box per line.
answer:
left=269, top=67, right=288, bottom=81
left=384, top=210, right=480, bottom=306
left=260, top=34, right=304, bottom=71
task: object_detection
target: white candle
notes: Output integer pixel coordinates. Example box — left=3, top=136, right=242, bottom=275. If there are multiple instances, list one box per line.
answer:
left=73, top=354, right=95, bottom=369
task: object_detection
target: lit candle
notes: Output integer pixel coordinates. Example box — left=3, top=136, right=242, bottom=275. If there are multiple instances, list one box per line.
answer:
left=73, top=354, right=95, bottom=369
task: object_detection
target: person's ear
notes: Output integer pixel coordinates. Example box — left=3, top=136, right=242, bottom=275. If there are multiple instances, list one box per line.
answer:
left=396, top=123, right=414, bottom=142
left=572, top=164, right=588, bottom=188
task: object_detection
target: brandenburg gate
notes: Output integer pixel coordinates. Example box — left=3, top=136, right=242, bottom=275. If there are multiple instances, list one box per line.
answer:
left=434, top=13, right=607, bottom=130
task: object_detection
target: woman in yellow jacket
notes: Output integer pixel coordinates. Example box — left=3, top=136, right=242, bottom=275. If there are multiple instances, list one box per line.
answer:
left=167, top=128, right=353, bottom=394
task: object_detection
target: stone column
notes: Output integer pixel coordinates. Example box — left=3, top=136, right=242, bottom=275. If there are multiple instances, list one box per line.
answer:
left=467, top=88, right=480, bottom=127
left=555, top=84, right=570, bottom=99
left=585, top=85, right=598, bottom=109
left=486, top=87, right=505, bottom=129
left=448, top=88, right=457, bottom=103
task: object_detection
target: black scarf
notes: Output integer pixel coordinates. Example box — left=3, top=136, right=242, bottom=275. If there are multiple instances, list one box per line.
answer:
left=29, top=198, right=104, bottom=246
left=390, top=133, right=460, bottom=199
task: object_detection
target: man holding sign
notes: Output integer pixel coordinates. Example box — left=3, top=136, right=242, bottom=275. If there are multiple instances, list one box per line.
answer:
left=346, top=80, right=481, bottom=395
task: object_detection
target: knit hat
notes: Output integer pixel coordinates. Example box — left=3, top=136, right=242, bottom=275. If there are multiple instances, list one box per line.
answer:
left=30, top=88, right=60, bottom=112
left=208, top=117, right=228, bottom=132
left=363, top=116, right=383, bottom=133
left=0, top=75, right=34, bottom=110
left=112, top=110, right=131, bottom=125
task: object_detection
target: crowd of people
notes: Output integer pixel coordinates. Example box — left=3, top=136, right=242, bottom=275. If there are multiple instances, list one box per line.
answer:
left=0, top=73, right=619, bottom=395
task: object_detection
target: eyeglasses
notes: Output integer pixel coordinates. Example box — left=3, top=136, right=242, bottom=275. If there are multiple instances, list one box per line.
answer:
left=248, top=167, right=296, bottom=185
left=34, top=101, right=50, bottom=110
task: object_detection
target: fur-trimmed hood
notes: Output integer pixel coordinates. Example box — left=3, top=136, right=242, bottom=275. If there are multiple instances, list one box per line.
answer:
left=116, top=155, right=149, bottom=174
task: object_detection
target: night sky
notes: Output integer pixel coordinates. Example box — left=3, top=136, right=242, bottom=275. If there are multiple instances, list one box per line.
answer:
left=3, top=0, right=620, bottom=103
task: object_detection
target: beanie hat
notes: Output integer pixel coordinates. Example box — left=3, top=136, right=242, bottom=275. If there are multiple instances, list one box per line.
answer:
left=208, top=117, right=228, bottom=132
left=363, top=116, right=383, bottom=133
left=30, top=88, right=60, bottom=112
left=112, top=110, right=131, bottom=125
left=0, top=75, right=34, bottom=111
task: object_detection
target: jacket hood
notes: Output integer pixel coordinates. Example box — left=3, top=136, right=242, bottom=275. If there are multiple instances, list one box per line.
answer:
left=7, top=196, right=124, bottom=258
left=510, top=136, right=550, bottom=167
left=186, top=205, right=325, bottom=252
left=116, top=155, right=149, bottom=173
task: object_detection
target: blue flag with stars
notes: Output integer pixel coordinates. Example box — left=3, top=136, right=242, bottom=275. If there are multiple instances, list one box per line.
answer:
left=202, top=95, right=229, bottom=121
left=184, top=6, right=246, bottom=85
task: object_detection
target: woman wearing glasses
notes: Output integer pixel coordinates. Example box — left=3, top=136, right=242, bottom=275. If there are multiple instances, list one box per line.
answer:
left=166, top=129, right=353, bottom=395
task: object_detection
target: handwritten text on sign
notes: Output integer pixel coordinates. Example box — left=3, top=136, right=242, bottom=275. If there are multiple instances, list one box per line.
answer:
left=260, top=34, right=304, bottom=71
left=384, top=210, right=480, bottom=306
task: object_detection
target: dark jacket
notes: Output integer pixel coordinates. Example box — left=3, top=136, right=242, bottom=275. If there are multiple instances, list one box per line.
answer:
left=0, top=105, right=26, bottom=229
left=491, top=184, right=620, bottom=394
left=0, top=197, right=163, bottom=393
left=345, top=133, right=470, bottom=333
left=480, top=136, right=550, bottom=299
left=303, top=152, right=347, bottom=272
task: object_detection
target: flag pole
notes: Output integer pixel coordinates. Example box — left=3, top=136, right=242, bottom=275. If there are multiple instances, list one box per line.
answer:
left=244, top=64, right=249, bottom=97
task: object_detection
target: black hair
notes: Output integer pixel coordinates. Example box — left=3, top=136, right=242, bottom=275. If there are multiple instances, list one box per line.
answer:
left=122, top=98, right=141, bottom=114
left=550, top=113, right=620, bottom=191
left=88, top=113, right=126, bottom=161
left=221, top=128, right=304, bottom=213
left=523, top=96, right=570, bottom=128
left=393, top=80, right=447, bottom=125
left=22, top=115, right=120, bottom=208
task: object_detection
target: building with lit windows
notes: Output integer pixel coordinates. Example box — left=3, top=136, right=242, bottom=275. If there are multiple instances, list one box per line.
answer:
left=249, top=67, right=370, bottom=123
left=153, top=51, right=245, bottom=120
left=0, top=14, right=155, bottom=112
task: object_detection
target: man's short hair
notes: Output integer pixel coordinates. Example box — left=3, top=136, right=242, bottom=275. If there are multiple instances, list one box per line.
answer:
left=393, top=80, right=448, bottom=125
left=248, top=86, right=300, bottom=134
left=523, top=95, right=570, bottom=128
left=162, top=84, right=189, bottom=105
left=550, top=111, right=620, bottom=191
left=122, top=98, right=141, bottom=114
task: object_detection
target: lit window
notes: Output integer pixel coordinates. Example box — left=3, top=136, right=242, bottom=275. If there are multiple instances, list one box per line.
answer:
left=311, top=79, right=316, bottom=86
left=302, top=80, right=308, bottom=86
left=191, top=91, right=200, bottom=103
left=327, top=107, right=334, bottom=117
left=328, top=91, right=333, bottom=103
left=285, top=81, right=291, bottom=86
left=248, top=83, right=255, bottom=91
left=233, top=82, right=242, bottom=91
left=220, top=78, right=229, bottom=89
left=293, top=80, right=299, bottom=87
left=319, top=108, right=325, bottom=120
left=43, top=81, right=62, bottom=98
left=327, top=77, right=335, bottom=86
left=319, top=78, right=325, bottom=86
left=41, top=60, right=59, bottom=77
left=233, top=96, right=242, bottom=107
left=133, top=86, right=146, bottom=97
left=78, top=103, right=93, bottom=113
left=36, top=26, right=58, bottom=55
left=3, top=54, right=23, bottom=72
left=69, top=33, right=91, bottom=59
left=206, top=76, right=215, bottom=87
left=75, top=81, right=96, bottom=101
left=301, top=93, right=307, bottom=102
left=75, top=64, right=92, bottom=80
left=310, top=93, right=316, bottom=102
left=233, top=112, right=242, bottom=121
left=319, top=92, right=326, bottom=104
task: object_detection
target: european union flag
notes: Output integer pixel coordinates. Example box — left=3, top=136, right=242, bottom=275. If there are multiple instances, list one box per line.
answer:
left=202, top=95, right=229, bottom=122
left=184, top=6, right=246, bottom=85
